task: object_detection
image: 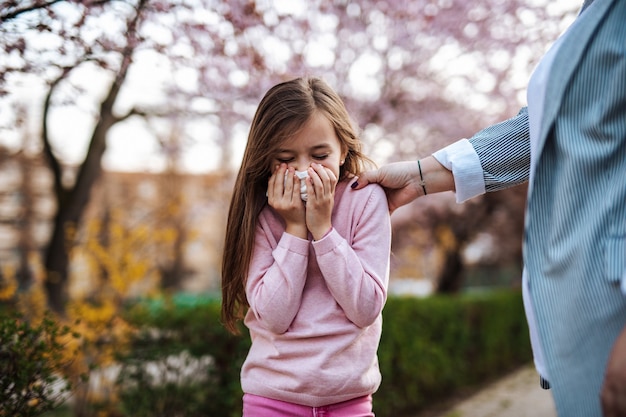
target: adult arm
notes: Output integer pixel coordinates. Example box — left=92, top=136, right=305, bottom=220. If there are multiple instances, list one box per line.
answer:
left=351, top=157, right=454, bottom=212
left=353, top=107, right=531, bottom=211
left=467, top=107, right=530, bottom=193
left=600, top=14, right=626, bottom=410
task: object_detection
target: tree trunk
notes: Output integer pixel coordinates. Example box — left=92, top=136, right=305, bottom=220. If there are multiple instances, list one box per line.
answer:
left=44, top=125, right=109, bottom=313
left=43, top=211, right=72, bottom=313
left=436, top=249, right=464, bottom=293
left=17, top=151, right=35, bottom=291
left=42, top=0, right=146, bottom=313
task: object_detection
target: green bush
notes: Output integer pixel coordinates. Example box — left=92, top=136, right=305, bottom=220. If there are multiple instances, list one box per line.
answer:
left=374, top=290, right=531, bottom=416
left=114, top=298, right=249, bottom=417
left=113, top=290, right=530, bottom=417
left=0, top=312, right=81, bottom=417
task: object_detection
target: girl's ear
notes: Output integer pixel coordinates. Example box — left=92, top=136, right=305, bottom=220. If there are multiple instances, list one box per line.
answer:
left=340, top=147, right=348, bottom=166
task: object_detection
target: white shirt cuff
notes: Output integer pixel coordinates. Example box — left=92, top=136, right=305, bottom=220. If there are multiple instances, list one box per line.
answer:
left=432, top=139, right=486, bottom=203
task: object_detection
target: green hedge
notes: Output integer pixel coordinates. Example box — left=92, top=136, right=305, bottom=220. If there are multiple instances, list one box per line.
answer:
left=114, top=289, right=531, bottom=417
left=375, top=290, right=531, bottom=416
left=116, top=298, right=249, bottom=417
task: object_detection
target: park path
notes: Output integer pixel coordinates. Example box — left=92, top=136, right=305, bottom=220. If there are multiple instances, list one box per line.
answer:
left=411, top=363, right=558, bottom=417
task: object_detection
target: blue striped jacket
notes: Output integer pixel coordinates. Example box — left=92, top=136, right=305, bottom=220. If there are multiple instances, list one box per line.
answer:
left=467, top=0, right=626, bottom=415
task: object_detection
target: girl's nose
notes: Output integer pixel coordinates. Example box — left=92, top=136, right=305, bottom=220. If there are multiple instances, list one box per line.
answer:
left=294, top=161, right=310, bottom=173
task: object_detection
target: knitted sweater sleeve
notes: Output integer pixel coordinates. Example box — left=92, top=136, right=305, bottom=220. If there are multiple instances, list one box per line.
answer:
left=312, top=184, right=391, bottom=328
left=246, top=183, right=391, bottom=334
left=246, top=223, right=310, bottom=334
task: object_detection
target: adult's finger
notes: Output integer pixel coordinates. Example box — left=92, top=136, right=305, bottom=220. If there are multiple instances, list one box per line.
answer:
left=351, top=169, right=380, bottom=190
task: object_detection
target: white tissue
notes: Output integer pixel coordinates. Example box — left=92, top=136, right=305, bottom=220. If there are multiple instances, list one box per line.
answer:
left=269, top=170, right=309, bottom=201
left=295, top=170, right=309, bottom=201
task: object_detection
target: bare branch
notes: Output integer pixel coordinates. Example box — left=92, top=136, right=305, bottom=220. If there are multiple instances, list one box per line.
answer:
left=0, top=0, right=64, bottom=22
left=115, top=106, right=221, bottom=124
left=41, top=66, right=74, bottom=206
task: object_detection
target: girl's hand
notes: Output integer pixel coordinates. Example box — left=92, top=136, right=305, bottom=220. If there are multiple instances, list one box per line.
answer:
left=267, top=164, right=307, bottom=239
left=305, top=163, right=336, bottom=240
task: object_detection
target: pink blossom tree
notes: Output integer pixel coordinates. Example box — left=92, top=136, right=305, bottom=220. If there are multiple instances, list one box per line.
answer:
left=0, top=0, right=579, bottom=309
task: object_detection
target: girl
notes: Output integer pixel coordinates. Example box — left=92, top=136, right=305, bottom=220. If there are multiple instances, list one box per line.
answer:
left=221, top=77, right=391, bottom=416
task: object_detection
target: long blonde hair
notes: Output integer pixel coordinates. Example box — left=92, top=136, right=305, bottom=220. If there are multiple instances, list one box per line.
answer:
left=221, top=76, right=373, bottom=334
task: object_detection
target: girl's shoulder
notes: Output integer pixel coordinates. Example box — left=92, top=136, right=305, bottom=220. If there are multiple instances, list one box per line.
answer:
left=336, top=177, right=387, bottom=209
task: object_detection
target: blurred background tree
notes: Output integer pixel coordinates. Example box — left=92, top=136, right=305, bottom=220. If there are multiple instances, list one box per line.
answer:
left=0, top=0, right=579, bottom=311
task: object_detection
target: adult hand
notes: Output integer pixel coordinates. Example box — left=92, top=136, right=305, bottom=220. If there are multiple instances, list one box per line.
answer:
left=352, top=161, right=425, bottom=213
left=267, top=164, right=307, bottom=239
left=601, top=324, right=626, bottom=417
left=352, top=157, right=455, bottom=213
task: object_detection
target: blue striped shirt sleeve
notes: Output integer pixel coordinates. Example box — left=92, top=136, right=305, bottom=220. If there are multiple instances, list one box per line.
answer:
left=469, top=107, right=531, bottom=192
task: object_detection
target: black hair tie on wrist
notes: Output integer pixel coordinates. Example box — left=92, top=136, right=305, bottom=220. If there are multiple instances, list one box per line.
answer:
left=417, top=159, right=427, bottom=196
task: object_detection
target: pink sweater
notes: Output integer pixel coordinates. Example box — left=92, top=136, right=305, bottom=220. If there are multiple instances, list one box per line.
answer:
left=241, top=179, right=391, bottom=407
